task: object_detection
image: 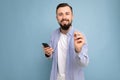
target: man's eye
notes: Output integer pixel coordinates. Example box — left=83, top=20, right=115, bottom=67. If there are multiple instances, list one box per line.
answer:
left=66, top=12, right=70, bottom=15
left=58, top=13, right=63, bottom=16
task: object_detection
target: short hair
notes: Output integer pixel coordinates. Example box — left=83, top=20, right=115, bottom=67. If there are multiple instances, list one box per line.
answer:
left=56, top=3, right=73, bottom=14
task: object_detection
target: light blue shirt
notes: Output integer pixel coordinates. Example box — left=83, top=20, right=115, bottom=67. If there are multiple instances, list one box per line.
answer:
left=49, top=27, right=89, bottom=80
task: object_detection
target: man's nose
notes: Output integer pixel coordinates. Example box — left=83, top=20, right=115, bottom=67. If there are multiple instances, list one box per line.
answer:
left=62, top=14, right=66, bottom=19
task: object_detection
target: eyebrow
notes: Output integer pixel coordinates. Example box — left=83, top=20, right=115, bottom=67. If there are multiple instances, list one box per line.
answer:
left=58, top=11, right=70, bottom=15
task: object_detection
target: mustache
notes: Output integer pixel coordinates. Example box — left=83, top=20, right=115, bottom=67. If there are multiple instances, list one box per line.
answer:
left=61, top=19, right=69, bottom=22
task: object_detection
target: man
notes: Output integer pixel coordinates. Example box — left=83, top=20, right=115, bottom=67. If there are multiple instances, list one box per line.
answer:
left=43, top=3, right=89, bottom=80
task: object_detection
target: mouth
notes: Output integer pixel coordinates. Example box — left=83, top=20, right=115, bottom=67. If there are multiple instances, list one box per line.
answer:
left=62, top=20, right=68, bottom=23
left=61, top=20, right=69, bottom=25
left=61, top=19, right=69, bottom=23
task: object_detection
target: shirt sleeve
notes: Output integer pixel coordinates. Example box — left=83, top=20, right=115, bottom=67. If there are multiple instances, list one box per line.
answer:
left=47, top=32, right=55, bottom=59
left=75, top=43, right=89, bottom=67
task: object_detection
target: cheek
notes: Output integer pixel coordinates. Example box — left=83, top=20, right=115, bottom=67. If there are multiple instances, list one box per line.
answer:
left=69, top=16, right=73, bottom=20
left=57, top=17, right=62, bottom=22
left=69, top=17, right=73, bottom=22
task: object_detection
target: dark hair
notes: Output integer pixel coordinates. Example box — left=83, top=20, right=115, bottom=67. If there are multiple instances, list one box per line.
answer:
left=56, top=3, right=73, bottom=14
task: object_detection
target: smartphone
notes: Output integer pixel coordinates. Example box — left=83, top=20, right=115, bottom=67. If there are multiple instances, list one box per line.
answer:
left=42, top=43, right=50, bottom=47
left=42, top=43, right=50, bottom=57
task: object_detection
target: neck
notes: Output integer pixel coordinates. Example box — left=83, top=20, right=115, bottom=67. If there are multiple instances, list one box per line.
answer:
left=60, top=26, right=71, bottom=34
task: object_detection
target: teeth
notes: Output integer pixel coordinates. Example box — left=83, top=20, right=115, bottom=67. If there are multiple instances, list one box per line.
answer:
left=63, top=21, right=68, bottom=22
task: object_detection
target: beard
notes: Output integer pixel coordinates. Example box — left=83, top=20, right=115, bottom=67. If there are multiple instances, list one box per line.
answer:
left=59, top=23, right=71, bottom=30
left=59, top=19, right=72, bottom=30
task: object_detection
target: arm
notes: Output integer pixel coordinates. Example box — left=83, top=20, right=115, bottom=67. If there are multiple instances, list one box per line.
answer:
left=74, top=32, right=89, bottom=67
left=75, top=44, right=89, bottom=67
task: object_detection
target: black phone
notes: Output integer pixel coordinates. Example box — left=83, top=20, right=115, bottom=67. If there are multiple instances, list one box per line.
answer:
left=42, top=43, right=50, bottom=47
left=42, top=43, right=50, bottom=57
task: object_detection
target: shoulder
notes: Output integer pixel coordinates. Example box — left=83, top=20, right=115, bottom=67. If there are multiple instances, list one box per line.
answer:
left=50, top=28, right=60, bottom=40
left=51, top=28, right=60, bottom=36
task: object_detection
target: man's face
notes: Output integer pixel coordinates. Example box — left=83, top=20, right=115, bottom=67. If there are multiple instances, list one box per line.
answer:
left=56, top=6, right=73, bottom=30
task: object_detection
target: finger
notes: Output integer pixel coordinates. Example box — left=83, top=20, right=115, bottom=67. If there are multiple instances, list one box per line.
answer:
left=44, top=47, right=53, bottom=52
left=74, top=32, right=83, bottom=39
left=49, top=48, right=54, bottom=53
left=74, top=36, right=83, bottom=41
left=76, top=37, right=83, bottom=40
left=46, top=48, right=54, bottom=54
left=75, top=39, right=82, bottom=43
left=44, top=47, right=50, bottom=53
left=74, top=32, right=79, bottom=37
left=77, top=40, right=83, bottom=43
left=77, top=39, right=85, bottom=44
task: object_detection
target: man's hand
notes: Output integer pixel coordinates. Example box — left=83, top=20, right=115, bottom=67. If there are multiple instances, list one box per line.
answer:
left=74, top=32, right=85, bottom=53
left=43, top=47, right=54, bottom=57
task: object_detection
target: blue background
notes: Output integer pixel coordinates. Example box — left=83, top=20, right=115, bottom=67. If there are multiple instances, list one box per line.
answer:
left=0, top=0, right=120, bottom=80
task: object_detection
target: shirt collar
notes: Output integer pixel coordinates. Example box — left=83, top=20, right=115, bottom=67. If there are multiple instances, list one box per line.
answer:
left=58, top=26, right=74, bottom=37
left=66, top=26, right=74, bottom=36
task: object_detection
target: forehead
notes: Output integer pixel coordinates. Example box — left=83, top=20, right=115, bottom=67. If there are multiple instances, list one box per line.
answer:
left=57, top=6, right=72, bottom=13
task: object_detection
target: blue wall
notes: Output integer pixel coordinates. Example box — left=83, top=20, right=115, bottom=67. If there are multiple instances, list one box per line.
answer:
left=0, top=0, right=120, bottom=80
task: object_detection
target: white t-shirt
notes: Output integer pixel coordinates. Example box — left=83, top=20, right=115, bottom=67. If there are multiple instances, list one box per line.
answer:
left=57, top=33, right=68, bottom=80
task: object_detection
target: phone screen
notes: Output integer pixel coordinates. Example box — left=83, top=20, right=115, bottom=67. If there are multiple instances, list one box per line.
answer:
left=42, top=43, right=49, bottom=47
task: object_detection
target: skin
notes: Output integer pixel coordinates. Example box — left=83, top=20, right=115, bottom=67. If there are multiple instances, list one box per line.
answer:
left=56, top=6, right=73, bottom=34
left=43, top=6, right=85, bottom=56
